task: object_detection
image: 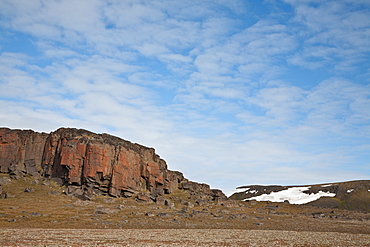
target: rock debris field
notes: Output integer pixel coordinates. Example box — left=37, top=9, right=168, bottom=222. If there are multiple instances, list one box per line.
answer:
left=1, top=175, right=370, bottom=246
left=1, top=229, right=370, bottom=247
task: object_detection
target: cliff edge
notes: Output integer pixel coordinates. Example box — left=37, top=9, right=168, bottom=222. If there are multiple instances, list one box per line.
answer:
left=0, top=127, right=226, bottom=203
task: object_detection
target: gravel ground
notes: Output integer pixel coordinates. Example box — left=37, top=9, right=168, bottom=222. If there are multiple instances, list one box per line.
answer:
left=0, top=229, right=369, bottom=246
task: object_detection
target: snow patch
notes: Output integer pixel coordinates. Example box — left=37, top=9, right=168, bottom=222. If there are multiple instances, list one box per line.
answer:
left=225, top=188, right=249, bottom=197
left=244, top=186, right=336, bottom=205
left=247, top=190, right=258, bottom=194
left=321, top=184, right=332, bottom=187
left=347, top=189, right=354, bottom=193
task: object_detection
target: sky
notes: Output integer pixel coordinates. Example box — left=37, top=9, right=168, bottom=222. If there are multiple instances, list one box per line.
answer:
left=0, top=0, right=369, bottom=193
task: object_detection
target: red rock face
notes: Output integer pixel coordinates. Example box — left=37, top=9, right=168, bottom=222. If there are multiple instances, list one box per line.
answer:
left=0, top=127, right=226, bottom=200
left=0, top=128, right=48, bottom=177
left=83, top=142, right=114, bottom=180
left=40, top=128, right=173, bottom=197
left=110, top=146, right=143, bottom=196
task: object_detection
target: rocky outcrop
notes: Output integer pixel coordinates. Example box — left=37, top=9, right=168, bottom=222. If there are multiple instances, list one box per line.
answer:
left=0, top=128, right=48, bottom=179
left=0, top=127, right=226, bottom=202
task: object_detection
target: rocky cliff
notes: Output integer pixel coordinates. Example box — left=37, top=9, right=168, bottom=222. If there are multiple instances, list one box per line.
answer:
left=0, top=127, right=226, bottom=202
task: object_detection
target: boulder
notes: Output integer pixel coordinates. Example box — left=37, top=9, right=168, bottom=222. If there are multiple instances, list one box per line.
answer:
left=181, top=200, right=194, bottom=208
left=94, top=207, right=119, bottom=215
left=24, top=187, right=34, bottom=193
left=155, top=196, right=166, bottom=206
left=9, top=163, right=26, bottom=179
left=0, top=186, right=8, bottom=199
left=164, top=199, right=175, bottom=208
left=145, top=212, right=155, bottom=217
left=136, top=193, right=153, bottom=203
left=0, top=177, right=11, bottom=185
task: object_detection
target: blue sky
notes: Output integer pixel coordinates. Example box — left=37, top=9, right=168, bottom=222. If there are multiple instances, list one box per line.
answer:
left=0, top=0, right=369, bottom=193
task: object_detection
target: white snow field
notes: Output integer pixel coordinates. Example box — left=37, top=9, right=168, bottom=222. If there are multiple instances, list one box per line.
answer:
left=243, top=186, right=336, bottom=205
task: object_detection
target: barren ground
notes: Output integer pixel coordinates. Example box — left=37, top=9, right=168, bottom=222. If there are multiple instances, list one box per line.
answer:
left=1, top=175, right=370, bottom=246
left=1, top=228, right=370, bottom=246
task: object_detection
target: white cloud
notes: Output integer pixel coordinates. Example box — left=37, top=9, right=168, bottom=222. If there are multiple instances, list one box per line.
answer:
left=303, top=78, right=370, bottom=136
left=283, top=0, right=370, bottom=71
left=0, top=0, right=369, bottom=193
left=136, top=43, right=170, bottom=57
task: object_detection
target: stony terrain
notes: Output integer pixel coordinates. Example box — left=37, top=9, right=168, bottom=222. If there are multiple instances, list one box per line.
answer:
left=0, top=174, right=370, bottom=246
left=1, top=229, right=370, bottom=246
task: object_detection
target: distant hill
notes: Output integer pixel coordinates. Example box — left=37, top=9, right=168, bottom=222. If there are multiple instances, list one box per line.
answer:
left=229, top=180, right=370, bottom=212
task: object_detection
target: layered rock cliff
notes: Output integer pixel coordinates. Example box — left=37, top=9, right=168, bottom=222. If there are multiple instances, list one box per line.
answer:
left=0, top=127, right=226, bottom=202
